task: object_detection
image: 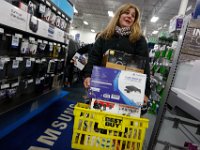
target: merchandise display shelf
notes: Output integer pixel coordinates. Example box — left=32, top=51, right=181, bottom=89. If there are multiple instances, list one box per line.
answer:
left=168, top=88, right=200, bottom=121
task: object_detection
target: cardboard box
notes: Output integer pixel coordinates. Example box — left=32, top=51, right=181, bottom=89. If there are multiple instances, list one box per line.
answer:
left=89, top=66, right=146, bottom=107
left=105, top=49, right=146, bottom=73
left=91, top=99, right=141, bottom=117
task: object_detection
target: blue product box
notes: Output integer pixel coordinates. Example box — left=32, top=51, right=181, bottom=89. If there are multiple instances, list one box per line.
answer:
left=89, top=66, right=146, bottom=107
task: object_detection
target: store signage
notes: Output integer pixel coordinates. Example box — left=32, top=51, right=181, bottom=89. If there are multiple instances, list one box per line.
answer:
left=181, top=19, right=200, bottom=57
left=0, top=1, right=27, bottom=31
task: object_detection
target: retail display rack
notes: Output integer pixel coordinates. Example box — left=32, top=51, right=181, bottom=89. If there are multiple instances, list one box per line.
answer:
left=0, top=0, right=73, bottom=115
left=148, top=17, right=200, bottom=149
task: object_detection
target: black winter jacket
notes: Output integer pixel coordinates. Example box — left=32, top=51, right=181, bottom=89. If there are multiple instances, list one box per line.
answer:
left=84, top=34, right=151, bottom=97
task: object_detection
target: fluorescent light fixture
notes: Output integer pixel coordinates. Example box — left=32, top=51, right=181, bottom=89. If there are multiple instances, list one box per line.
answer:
left=73, top=6, right=78, bottom=13
left=151, top=16, right=159, bottom=23
left=91, top=29, right=95, bottom=32
left=83, top=21, right=89, bottom=25
left=108, top=11, right=114, bottom=17
left=152, top=30, right=158, bottom=34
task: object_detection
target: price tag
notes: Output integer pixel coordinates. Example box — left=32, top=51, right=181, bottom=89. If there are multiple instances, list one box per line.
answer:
left=30, top=58, right=35, bottom=61
left=26, top=59, right=31, bottom=68
left=41, top=58, right=46, bottom=62
left=46, top=1, right=51, bottom=7
left=29, top=37, right=35, bottom=41
left=16, top=57, right=23, bottom=61
left=12, top=82, right=19, bottom=88
left=61, top=59, right=64, bottom=61
left=62, top=14, right=65, bottom=18
left=0, top=28, right=4, bottom=33
left=36, top=59, right=41, bottom=63
left=15, top=33, right=23, bottom=38
left=43, top=40, right=48, bottom=44
left=38, top=39, right=42, bottom=43
left=51, top=74, right=55, bottom=77
left=1, top=84, right=10, bottom=89
left=0, top=60, right=5, bottom=70
left=11, top=36, right=19, bottom=47
left=28, top=79, right=34, bottom=84
left=66, top=18, right=68, bottom=21
left=49, top=42, right=53, bottom=45
left=40, top=77, right=45, bottom=80
left=58, top=11, right=61, bottom=15
left=12, top=60, right=19, bottom=69
left=52, top=6, right=56, bottom=11
left=36, top=78, right=41, bottom=85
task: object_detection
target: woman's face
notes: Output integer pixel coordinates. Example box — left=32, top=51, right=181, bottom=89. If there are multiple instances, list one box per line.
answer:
left=119, top=8, right=136, bottom=28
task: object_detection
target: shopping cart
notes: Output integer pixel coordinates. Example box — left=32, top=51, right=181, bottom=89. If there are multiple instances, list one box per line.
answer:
left=71, top=103, right=149, bottom=150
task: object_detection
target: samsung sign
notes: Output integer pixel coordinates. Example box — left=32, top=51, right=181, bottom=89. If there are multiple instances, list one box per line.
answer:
left=51, top=0, right=73, bottom=19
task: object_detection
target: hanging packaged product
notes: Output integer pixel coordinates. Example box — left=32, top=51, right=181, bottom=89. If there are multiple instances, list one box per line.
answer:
left=55, top=16, right=61, bottom=28
left=20, top=39, right=30, bottom=55
left=47, top=59, right=56, bottom=73
left=49, top=12, right=57, bottom=25
left=27, top=1, right=37, bottom=15
left=0, top=57, right=9, bottom=80
left=72, top=52, right=88, bottom=70
left=29, top=40, right=38, bottom=55
left=43, top=7, right=51, bottom=22
left=7, top=57, right=23, bottom=78
left=89, top=66, right=147, bottom=107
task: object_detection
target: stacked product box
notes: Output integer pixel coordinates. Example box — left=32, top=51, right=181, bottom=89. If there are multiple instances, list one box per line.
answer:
left=89, top=66, right=146, bottom=117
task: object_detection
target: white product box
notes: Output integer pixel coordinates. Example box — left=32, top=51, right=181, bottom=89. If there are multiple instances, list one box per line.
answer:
left=72, top=52, right=88, bottom=70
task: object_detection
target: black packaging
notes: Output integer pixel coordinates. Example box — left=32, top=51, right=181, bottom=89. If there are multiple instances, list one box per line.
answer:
left=6, top=57, right=23, bottom=78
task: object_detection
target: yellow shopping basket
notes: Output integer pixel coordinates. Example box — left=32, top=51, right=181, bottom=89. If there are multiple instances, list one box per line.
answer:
left=71, top=103, right=149, bottom=150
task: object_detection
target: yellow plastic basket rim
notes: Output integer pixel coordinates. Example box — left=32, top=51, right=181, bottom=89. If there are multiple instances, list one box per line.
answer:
left=74, top=103, right=149, bottom=123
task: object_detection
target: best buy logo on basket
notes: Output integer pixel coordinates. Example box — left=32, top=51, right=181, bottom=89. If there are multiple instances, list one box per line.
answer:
left=105, top=117, right=122, bottom=128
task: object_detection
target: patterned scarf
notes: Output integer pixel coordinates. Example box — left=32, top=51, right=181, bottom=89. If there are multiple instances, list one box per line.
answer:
left=115, top=26, right=131, bottom=36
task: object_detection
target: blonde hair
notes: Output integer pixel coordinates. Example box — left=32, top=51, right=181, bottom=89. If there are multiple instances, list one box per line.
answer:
left=100, top=3, right=142, bottom=42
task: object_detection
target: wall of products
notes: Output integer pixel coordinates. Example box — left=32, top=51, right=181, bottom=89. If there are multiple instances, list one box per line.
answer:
left=0, top=0, right=73, bottom=114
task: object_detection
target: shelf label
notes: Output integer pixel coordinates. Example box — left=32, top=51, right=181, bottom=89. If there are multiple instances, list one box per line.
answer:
left=52, top=6, right=56, bottom=11
left=37, top=39, right=42, bottom=43
left=40, top=77, right=45, bottom=80
left=16, top=57, right=23, bottom=61
left=12, top=82, right=19, bottom=88
left=58, top=11, right=61, bottom=15
left=43, top=40, right=48, bottom=44
left=46, top=1, right=51, bottom=7
left=0, top=28, right=4, bottom=33
left=1, top=84, right=10, bottom=89
left=28, top=79, right=34, bottom=84
left=30, top=58, right=35, bottom=61
left=15, top=33, right=23, bottom=38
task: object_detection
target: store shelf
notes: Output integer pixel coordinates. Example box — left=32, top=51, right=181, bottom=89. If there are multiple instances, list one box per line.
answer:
left=0, top=89, right=68, bottom=139
left=168, top=88, right=200, bottom=121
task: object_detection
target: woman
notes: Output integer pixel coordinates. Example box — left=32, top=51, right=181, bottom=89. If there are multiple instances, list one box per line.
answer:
left=83, top=3, right=150, bottom=104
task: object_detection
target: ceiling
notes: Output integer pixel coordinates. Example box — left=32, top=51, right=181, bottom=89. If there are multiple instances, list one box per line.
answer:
left=69, top=0, right=196, bottom=37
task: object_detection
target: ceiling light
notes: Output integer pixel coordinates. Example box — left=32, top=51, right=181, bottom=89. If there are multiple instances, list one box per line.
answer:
left=83, top=21, right=89, bottom=25
left=152, top=30, right=159, bottom=34
left=91, top=29, right=95, bottom=32
left=108, top=11, right=114, bottom=17
left=151, top=16, right=159, bottom=23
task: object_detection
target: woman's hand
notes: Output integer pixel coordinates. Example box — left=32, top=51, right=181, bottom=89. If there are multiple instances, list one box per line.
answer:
left=83, top=77, right=91, bottom=88
left=144, top=95, right=148, bottom=105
